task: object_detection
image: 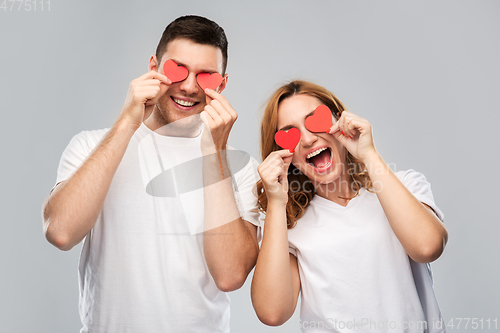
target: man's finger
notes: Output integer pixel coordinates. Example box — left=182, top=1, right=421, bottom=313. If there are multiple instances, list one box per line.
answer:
left=209, top=99, right=233, bottom=123
left=140, top=70, right=172, bottom=85
left=152, top=71, right=172, bottom=85
left=205, top=92, right=214, bottom=107
left=205, top=88, right=234, bottom=114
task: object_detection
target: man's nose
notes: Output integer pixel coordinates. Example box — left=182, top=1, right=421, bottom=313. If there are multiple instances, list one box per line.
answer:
left=179, top=73, right=200, bottom=96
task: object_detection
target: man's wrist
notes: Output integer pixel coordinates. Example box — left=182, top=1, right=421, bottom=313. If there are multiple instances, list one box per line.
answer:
left=114, top=115, right=141, bottom=137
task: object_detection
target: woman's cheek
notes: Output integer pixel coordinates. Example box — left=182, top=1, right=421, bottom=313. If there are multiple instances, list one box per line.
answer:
left=291, top=159, right=306, bottom=177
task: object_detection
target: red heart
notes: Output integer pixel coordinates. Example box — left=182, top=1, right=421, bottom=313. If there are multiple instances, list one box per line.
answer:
left=274, top=128, right=301, bottom=152
left=197, top=72, right=223, bottom=90
left=163, top=59, right=188, bottom=82
left=304, top=105, right=333, bottom=133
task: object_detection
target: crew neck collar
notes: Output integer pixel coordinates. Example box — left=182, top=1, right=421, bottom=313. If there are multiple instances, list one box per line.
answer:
left=312, top=187, right=367, bottom=210
left=135, top=122, right=202, bottom=147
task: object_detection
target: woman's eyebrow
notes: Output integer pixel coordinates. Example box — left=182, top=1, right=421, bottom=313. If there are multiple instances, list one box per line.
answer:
left=278, top=110, right=316, bottom=132
left=278, top=124, right=295, bottom=132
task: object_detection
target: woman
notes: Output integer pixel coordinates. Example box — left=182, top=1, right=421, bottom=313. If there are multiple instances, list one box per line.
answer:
left=251, top=80, right=448, bottom=332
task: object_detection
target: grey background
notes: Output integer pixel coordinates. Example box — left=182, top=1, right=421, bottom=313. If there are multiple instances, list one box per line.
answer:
left=1, top=0, right=499, bottom=332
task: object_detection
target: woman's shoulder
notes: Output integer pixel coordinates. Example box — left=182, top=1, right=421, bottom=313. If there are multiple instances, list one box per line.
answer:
left=394, top=169, right=427, bottom=182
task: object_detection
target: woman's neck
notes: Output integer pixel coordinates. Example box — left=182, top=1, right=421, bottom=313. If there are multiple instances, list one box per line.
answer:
left=314, top=173, right=357, bottom=207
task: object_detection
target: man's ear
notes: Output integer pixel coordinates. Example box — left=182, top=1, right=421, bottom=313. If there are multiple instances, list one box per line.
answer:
left=217, top=74, right=228, bottom=93
left=149, top=55, right=159, bottom=72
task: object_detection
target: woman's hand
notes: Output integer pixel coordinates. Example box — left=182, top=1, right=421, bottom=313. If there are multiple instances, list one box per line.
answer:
left=329, top=111, right=378, bottom=163
left=257, top=150, right=294, bottom=206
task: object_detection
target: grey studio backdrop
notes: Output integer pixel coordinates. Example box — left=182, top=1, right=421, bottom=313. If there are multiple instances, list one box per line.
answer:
left=1, top=1, right=499, bottom=332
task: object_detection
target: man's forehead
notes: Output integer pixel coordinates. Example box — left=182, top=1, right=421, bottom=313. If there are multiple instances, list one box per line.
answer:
left=162, top=38, right=223, bottom=73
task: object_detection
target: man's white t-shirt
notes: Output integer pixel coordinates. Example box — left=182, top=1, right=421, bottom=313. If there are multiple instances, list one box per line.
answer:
left=53, top=123, right=261, bottom=333
left=288, top=170, right=445, bottom=333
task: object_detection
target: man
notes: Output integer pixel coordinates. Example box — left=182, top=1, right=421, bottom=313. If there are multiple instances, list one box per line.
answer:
left=42, top=15, right=260, bottom=333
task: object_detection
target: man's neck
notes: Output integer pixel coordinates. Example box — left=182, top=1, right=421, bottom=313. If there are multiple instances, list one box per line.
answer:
left=144, top=110, right=203, bottom=138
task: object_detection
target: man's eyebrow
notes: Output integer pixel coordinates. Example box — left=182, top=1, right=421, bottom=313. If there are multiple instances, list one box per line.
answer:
left=168, top=59, right=219, bottom=74
left=278, top=110, right=315, bottom=132
left=170, top=58, right=187, bottom=68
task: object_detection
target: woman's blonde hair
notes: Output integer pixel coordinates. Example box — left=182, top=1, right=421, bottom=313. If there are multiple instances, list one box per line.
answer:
left=256, top=80, right=372, bottom=229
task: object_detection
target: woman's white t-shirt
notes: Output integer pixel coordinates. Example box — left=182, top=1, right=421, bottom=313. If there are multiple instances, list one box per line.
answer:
left=288, top=170, right=445, bottom=333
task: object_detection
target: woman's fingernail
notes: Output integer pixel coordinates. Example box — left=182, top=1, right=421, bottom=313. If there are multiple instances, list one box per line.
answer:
left=205, top=88, right=210, bottom=93
left=341, top=131, right=345, bottom=136
left=289, top=149, right=295, bottom=153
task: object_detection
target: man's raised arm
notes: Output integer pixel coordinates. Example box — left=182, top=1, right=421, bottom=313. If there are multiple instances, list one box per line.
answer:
left=42, top=71, right=170, bottom=251
left=199, top=88, right=260, bottom=292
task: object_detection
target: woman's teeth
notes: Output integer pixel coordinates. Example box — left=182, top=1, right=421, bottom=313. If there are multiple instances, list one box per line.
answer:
left=307, top=147, right=327, bottom=159
left=173, top=98, right=196, bottom=107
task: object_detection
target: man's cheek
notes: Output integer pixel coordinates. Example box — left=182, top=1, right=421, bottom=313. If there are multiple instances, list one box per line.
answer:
left=158, top=93, right=170, bottom=105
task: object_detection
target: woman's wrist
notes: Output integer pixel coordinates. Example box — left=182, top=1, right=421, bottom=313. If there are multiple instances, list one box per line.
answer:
left=361, top=149, right=382, bottom=168
left=362, top=151, right=392, bottom=193
left=265, top=198, right=289, bottom=231
left=267, top=197, right=288, bottom=211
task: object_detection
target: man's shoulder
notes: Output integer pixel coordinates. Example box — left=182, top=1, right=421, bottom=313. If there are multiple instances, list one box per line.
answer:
left=65, top=128, right=111, bottom=155
left=71, top=127, right=110, bottom=145
left=76, top=127, right=110, bottom=140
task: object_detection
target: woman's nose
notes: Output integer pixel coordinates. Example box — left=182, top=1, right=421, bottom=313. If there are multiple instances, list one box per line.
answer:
left=300, top=128, right=318, bottom=148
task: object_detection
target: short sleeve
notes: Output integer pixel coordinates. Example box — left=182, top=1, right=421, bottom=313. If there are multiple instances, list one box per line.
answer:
left=52, top=129, right=108, bottom=193
left=233, top=155, right=262, bottom=241
left=289, top=244, right=297, bottom=257
left=394, top=169, right=444, bottom=222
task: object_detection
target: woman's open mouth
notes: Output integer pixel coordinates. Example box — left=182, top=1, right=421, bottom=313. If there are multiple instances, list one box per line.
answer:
left=306, top=147, right=333, bottom=172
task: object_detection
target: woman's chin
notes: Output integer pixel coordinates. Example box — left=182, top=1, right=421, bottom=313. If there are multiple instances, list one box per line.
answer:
left=302, top=165, right=343, bottom=186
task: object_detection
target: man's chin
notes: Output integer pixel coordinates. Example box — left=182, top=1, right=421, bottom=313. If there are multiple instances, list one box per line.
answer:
left=156, top=113, right=203, bottom=137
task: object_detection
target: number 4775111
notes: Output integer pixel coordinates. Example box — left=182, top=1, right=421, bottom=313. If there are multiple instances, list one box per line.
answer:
left=1, top=0, right=51, bottom=11
left=446, top=318, right=497, bottom=330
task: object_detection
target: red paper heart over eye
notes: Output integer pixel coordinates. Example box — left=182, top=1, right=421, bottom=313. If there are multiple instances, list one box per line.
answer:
left=197, top=72, right=223, bottom=90
left=274, top=128, right=301, bottom=152
left=304, top=105, right=333, bottom=133
left=163, top=59, right=188, bottom=82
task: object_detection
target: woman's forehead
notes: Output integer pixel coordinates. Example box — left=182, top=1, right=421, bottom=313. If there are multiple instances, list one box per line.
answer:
left=277, top=94, right=323, bottom=125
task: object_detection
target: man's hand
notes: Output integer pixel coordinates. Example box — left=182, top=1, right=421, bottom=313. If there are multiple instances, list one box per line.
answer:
left=119, top=71, right=171, bottom=131
left=199, top=88, right=237, bottom=154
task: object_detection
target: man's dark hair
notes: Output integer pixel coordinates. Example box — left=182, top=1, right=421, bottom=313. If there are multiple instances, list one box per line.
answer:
left=156, top=15, right=228, bottom=74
